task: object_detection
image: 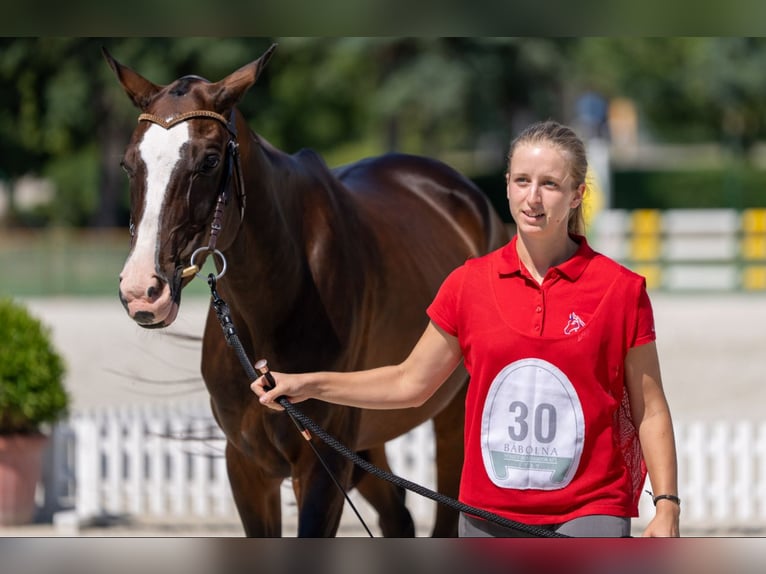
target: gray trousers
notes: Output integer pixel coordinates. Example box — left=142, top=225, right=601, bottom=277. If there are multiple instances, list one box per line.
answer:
left=459, top=512, right=632, bottom=538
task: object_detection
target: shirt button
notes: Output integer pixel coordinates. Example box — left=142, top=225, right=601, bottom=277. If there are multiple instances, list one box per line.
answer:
left=535, top=306, right=542, bottom=313
left=534, top=325, right=541, bottom=331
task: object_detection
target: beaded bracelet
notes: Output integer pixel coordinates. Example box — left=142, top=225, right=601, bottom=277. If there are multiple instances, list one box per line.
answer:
left=646, top=490, right=681, bottom=506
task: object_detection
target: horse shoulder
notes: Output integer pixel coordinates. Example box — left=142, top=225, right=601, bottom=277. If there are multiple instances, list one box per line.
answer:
left=289, top=150, right=381, bottom=360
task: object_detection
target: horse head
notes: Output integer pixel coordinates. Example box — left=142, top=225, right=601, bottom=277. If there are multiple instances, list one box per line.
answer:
left=104, top=44, right=276, bottom=328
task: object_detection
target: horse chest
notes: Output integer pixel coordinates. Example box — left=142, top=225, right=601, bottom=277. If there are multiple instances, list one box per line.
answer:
left=212, top=394, right=302, bottom=467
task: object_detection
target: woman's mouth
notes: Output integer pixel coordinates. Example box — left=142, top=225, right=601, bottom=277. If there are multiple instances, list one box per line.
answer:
left=522, top=209, right=545, bottom=220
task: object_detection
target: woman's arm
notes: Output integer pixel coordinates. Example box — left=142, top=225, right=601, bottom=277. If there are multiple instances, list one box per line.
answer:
left=251, top=321, right=464, bottom=410
left=624, top=341, right=680, bottom=537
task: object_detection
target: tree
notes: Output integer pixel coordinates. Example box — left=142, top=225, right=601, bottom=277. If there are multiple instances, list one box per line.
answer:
left=22, top=37, right=763, bottom=227
left=567, top=37, right=766, bottom=154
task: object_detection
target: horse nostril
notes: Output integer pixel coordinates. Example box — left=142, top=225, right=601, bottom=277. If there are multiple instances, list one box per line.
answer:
left=146, top=276, right=163, bottom=300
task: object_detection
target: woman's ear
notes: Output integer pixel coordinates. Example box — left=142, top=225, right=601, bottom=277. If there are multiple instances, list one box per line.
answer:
left=571, top=182, right=586, bottom=208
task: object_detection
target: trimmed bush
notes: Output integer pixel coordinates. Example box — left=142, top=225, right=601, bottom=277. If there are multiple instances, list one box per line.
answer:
left=0, top=298, right=69, bottom=434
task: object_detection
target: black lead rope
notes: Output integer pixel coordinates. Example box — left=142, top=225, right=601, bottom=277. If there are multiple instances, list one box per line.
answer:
left=207, top=274, right=567, bottom=538
left=208, top=276, right=373, bottom=538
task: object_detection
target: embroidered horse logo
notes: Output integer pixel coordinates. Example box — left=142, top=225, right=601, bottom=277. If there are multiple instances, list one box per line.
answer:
left=564, top=312, right=586, bottom=335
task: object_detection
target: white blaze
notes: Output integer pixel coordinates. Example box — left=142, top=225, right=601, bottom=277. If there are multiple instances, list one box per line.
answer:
left=127, top=122, right=190, bottom=274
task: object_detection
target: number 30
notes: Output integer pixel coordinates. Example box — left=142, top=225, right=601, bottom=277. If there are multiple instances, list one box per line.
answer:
left=508, top=401, right=557, bottom=443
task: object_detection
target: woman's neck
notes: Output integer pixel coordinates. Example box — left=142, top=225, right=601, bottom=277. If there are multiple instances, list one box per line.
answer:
left=515, top=232, right=579, bottom=284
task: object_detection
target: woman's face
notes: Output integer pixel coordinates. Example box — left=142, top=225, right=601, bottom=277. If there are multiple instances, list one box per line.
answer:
left=506, top=142, right=584, bottom=238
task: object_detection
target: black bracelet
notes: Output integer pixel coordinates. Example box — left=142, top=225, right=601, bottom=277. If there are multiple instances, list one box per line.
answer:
left=646, top=490, right=681, bottom=506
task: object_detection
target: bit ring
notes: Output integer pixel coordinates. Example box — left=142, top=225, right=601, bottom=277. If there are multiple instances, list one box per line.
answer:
left=189, top=247, right=227, bottom=280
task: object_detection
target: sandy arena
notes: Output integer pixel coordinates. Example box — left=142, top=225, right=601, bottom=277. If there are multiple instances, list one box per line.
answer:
left=20, top=292, right=766, bottom=424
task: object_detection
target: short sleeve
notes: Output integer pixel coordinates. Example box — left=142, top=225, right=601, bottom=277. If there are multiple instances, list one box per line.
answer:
left=426, top=265, right=467, bottom=337
left=632, top=280, right=656, bottom=347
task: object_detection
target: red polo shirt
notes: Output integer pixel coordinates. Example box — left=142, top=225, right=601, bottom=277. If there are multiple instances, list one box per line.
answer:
left=427, top=234, right=654, bottom=525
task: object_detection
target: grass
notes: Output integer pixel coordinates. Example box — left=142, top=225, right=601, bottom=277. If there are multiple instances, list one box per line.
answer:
left=0, top=228, right=210, bottom=298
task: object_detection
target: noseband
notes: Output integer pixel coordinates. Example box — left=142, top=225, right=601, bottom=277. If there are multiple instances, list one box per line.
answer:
left=137, top=110, right=246, bottom=280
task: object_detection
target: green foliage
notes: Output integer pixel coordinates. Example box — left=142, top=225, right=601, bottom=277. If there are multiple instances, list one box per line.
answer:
left=568, top=38, right=766, bottom=147
left=6, top=37, right=766, bottom=228
left=0, top=298, right=69, bottom=434
left=44, top=144, right=100, bottom=226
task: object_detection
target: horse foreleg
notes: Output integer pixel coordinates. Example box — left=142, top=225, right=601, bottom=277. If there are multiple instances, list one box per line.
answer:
left=353, top=446, right=415, bottom=537
left=429, top=378, right=467, bottom=537
left=291, top=445, right=355, bottom=537
left=225, top=441, right=283, bottom=537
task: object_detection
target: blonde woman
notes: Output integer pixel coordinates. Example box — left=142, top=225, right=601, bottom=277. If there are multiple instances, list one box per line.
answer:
left=252, top=120, right=680, bottom=538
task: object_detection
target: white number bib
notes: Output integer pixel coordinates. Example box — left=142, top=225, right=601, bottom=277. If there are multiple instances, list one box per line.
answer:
left=480, top=358, right=585, bottom=490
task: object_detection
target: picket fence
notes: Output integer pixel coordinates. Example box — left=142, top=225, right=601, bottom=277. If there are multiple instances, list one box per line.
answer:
left=41, top=404, right=766, bottom=534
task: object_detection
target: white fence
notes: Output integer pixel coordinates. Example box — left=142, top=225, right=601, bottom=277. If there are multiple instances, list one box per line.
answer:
left=41, top=402, right=437, bottom=534
left=40, top=405, right=766, bottom=535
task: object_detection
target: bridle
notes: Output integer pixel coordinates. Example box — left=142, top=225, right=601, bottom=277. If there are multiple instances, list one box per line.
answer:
left=136, top=109, right=246, bottom=281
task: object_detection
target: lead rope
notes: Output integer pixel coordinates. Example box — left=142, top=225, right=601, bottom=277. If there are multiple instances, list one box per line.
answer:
left=206, top=273, right=567, bottom=538
left=207, top=274, right=373, bottom=537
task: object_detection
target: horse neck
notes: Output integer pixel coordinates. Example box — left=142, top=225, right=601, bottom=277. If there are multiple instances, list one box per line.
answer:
left=217, top=131, right=376, bottom=370
left=220, top=136, right=304, bottom=310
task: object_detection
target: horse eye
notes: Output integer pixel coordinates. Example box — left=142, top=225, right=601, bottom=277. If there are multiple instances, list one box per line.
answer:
left=199, top=154, right=221, bottom=173
left=120, top=160, right=134, bottom=178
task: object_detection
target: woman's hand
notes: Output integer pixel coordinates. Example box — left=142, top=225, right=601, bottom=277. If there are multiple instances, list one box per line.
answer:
left=641, top=500, right=681, bottom=537
left=250, top=371, right=311, bottom=411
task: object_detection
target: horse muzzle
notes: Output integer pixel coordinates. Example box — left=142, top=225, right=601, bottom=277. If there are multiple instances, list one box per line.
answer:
left=118, top=272, right=180, bottom=328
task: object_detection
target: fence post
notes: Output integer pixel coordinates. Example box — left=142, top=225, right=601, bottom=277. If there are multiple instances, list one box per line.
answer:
left=102, top=408, right=124, bottom=515
left=682, top=421, right=708, bottom=524
left=145, top=414, right=167, bottom=515
left=124, top=411, right=145, bottom=516
left=72, top=415, right=101, bottom=519
left=189, top=415, right=210, bottom=517
left=709, top=421, right=733, bottom=525
left=168, top=414, right=189, bottom=516
left=733, top=420, right=755, bottom=524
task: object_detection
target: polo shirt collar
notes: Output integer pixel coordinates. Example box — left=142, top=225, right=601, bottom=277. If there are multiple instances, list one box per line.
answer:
left=497, top=234, right=595, bottom=281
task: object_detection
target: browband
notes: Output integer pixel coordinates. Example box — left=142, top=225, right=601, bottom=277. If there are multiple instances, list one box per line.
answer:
left=138, top=110, right=229, bottom=130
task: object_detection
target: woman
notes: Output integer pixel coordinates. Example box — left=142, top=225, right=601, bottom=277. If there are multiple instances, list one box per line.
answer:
left=252, top=120, right=680, bottom=537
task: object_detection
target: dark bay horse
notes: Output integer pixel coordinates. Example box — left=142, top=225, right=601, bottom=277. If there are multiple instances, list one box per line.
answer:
left=104, top=44, right=509, bottom=537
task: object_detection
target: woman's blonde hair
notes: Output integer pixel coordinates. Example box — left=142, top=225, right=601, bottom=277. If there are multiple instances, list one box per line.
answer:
left=507, top=120, right=588, bottom=235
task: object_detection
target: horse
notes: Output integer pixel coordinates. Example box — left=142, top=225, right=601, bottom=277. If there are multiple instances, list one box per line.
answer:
left=104, top=43, right=509, bottom=537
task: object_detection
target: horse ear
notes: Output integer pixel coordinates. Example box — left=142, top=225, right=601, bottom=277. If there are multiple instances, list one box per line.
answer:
left=213, top=43, right=278, bottom=111
left=102, top=46, right=162, bottom=111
